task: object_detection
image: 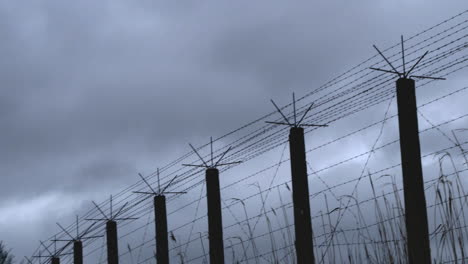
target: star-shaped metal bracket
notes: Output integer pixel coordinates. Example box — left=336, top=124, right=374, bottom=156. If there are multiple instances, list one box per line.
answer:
left=266, top=93, right=328, bottom=128
left=182, top=137, right=242, bottom=169
left=32, top=239, right=71, bottom=262
left=53, top=216, right=103, bottom=245
left=133, top=169, right=187, bottom=196
left=85, top=195, right=138, bottom=222
left=370, top=35, right=446, bottom=80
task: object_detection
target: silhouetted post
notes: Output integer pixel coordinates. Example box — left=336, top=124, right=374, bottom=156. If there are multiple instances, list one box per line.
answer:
left=289, top=127, right=314, bottom=264
left=134, top=170, right=186, bottom=264
left=183, top=138, right=241, bottom=264
left=56, top=217, right=101, bottom=264
left=396, top=78, right=430, bottom=263
left=371, top=36, right=445, bottom=264
left=51, top=257, right=60, bottom=264
left=86, top=198, right=137, bottom=264
left=106, top=220, right=119, bottom=264
left=73, top=241, right=83, bottom=264
left=155, top=195, right=169, bottom=264
left=206, top=168, right=224, bottom=264
left=33, top=239, right=67, bottom=264
left=266, top=94, right=326, bottom=264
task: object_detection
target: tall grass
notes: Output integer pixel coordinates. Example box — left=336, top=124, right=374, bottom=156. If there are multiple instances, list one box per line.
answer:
left=221, top=144, right=468, bottom=263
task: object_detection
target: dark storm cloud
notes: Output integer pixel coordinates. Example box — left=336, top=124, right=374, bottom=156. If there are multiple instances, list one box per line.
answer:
left=0, top=0, right=466, bottom=260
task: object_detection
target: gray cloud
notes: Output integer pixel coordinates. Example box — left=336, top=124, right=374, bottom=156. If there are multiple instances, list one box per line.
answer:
left=0, top=0, right=467, bottom=261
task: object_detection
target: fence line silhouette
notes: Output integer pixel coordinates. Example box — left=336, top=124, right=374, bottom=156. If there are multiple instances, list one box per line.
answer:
left=25, top=9, right=468, bottom=264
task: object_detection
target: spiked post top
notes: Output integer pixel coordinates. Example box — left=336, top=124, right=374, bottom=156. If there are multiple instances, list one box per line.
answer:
left=370, top=35, right=446, bottom=81
left=183, top=137, right=242, bottom=169
left=266, top=93, right=328, bottom=128
left=133, top=169, right=186, bottom=197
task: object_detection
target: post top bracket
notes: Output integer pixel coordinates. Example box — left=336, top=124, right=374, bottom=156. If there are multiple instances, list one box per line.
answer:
left=370, top=35, right=445, bottom=81
left=183, top=137, right=242, bottom=169
left=133, top=169, right=186, bottom=198
left=266, top=93, right=328, bottom=128
left=85, top=196, right=138, bottom=223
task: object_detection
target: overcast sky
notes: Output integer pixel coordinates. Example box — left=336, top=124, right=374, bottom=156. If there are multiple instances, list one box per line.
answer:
left=1, top=1, right=467, bottom=263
